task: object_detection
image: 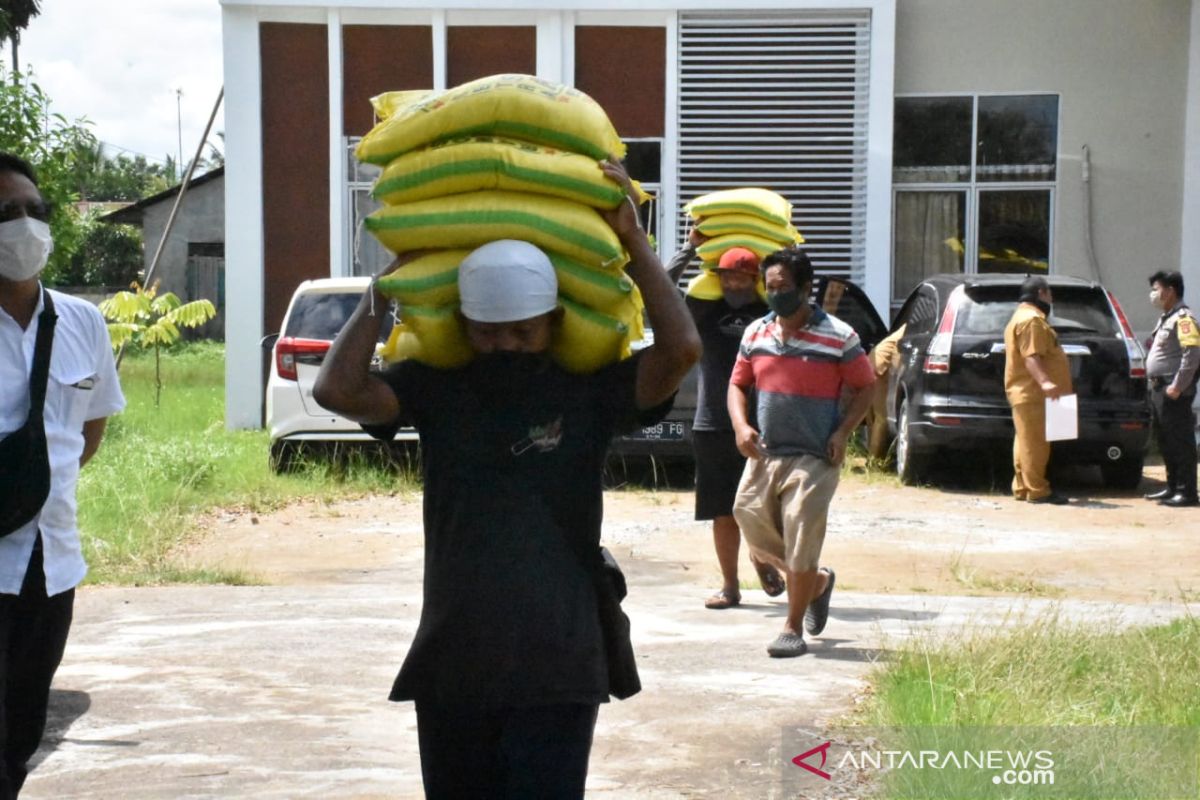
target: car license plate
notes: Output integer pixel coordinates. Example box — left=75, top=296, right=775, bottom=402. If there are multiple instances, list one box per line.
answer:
left=626, top=421, right=686, bottom=441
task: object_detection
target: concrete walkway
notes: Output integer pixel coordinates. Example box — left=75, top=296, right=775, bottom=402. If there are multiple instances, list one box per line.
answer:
left=24, top=546, right=1187, bottom=800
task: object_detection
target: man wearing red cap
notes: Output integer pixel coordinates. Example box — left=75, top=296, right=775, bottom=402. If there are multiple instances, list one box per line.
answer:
left=666, top=237, right=785, bottom=609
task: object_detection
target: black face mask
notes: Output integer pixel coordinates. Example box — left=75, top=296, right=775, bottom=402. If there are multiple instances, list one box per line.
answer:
left=767, top=288, right=804, bottom=318
left=1031, top=299, right=1051, bottom=316
left=468, top=351, right=552, bottom=402
left=723, top=288, right=758, bottom=309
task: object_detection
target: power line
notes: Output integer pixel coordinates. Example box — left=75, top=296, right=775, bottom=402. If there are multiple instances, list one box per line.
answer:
left=97, top=141, right=171, bottom=164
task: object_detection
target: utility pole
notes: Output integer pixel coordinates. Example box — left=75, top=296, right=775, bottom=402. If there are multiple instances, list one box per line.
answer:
left=175, top=88, right=184, bottom=182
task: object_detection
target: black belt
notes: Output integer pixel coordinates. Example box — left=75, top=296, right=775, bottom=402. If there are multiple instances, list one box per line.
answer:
left=1150, top=376, right=1170, bottom=390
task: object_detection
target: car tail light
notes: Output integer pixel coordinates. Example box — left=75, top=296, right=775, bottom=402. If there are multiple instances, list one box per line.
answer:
left=1105, top=290, right=1147, bottom=379
left=275, top=337, right=331, bottom=381
left=923, top=285, right=965, bottom=374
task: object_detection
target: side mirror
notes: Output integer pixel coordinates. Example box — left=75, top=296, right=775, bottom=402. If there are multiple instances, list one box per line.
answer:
left=260, top=332, right=280, bottom=350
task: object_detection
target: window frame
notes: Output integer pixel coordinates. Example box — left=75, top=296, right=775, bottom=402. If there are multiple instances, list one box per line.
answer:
left=890, top=92, right=1060, bottom=309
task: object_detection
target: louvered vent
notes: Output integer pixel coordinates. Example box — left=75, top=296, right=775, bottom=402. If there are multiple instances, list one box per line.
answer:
left=677, top=11, right=871, bottom=283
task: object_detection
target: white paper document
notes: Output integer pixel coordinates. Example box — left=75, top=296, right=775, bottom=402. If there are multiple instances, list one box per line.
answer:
left=1044, top=394, right=1078, bottom=442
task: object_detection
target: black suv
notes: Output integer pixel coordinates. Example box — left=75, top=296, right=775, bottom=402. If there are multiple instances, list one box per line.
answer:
left=885, top=274, right=1151, bottom=488
left=610, top=275, right=888, bottom=463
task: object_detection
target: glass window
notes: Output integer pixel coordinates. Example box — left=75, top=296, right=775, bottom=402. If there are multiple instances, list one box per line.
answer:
left=957, top=285, right=1117, bottom=336
left=285, top=292, right=393, bottom=342
left=901, top=288, right=940, bottom=335
left=892, top=94, right=1058, bottom=292
left=976, top=95, right=1058, bottom=182
left=351, top=189, right=393, bottom=278
left=977, top=190, right=1050, bottom=275
left=893, top=190, right=966, bottom=302
left=622, top=138, right=662, bottom=249
left=892, top=97, right=972, bottom=183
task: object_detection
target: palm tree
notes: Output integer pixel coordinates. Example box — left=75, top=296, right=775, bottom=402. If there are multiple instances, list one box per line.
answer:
left=0, top=1, right=41, bottom=79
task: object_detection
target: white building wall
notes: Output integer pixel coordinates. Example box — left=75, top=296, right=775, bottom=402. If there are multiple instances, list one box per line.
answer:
left=895, top=0, right=1193, bottom=333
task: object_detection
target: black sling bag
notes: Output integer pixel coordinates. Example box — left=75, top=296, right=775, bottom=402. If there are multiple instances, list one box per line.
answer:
left=0, top=289, right=57, bottom=537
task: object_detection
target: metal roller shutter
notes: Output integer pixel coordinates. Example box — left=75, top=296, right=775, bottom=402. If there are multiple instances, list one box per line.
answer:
left=677, top=11, right=871, bottom=283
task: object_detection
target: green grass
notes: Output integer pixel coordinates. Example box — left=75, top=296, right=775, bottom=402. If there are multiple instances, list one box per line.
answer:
left=851, top=614, right=1200, bottom=798
left=862, top=614, right=1199, bottom=728
left=77, top=341, right=418, bottom=585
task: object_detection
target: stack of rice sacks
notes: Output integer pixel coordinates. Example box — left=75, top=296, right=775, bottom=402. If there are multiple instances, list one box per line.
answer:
left=356, top=73, right=647, bottom=374
left=681, top=188, right=804, bottom=301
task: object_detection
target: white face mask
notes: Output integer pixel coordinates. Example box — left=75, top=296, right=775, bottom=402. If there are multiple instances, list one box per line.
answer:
left=1150, top=288, right=1165, bottom=310
left=0, top=216, right=54, bottom=282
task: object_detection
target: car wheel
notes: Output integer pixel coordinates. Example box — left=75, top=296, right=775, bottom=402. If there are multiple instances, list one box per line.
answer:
left=1099, top=456, right=1144, bottom=492
left=269, top=440, right=299, bottom=473
left=895, top=397, right=929, bottom=486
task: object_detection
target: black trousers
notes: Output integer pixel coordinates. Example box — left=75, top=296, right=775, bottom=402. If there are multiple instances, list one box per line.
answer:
left=414, top=701, right=599, bottom=800
left=0, top=539, right=74, bottom=800
left=1151, top=387, right=1198, bottom=498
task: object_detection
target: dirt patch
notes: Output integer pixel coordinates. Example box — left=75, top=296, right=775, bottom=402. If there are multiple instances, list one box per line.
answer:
left=181, top=461, right=1196, bottom=606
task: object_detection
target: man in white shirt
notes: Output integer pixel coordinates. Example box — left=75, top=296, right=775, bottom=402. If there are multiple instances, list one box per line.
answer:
left=0, top=152, right=125, bottom=798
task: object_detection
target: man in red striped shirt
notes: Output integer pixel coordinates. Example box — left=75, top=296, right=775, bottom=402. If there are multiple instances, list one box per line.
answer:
left=727, top=246, right=875, bottom=658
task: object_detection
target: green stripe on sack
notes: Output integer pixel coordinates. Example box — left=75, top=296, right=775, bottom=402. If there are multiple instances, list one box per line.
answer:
left=373, top=159, right=623, bottom=206
left=698, top=220, right=794, bottom=243
left=399, top=304, right=456, bottom=320
left=365, top=209, right=622, bottom=265
left=376, top=269, right=459, bottom=295
left=559, top=296, right=628, bottom=333
left=364, top=122, right=613, bottom=165
left=546, top=252, right=633, bottom=295
left=692, top=203, right=790, bottom=227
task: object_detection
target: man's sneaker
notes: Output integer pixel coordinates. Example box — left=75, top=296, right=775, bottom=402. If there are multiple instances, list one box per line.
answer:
left=804, top=567, right=835, bottom=636
left=1030, top=492, right=1069, bottom=505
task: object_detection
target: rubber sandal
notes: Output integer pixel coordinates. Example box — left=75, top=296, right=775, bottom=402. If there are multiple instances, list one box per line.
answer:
left=804, top=567, right=835, bottom=636
left=757, top=567, right=786, bottom=598
left=704, top=589, right=741, bottom=610
left=767, top=631, right=808, bottom=658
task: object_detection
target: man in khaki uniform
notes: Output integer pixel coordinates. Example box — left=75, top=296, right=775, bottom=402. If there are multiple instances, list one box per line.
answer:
left=865, top=323, right=906, bottom=461
left=1003, top=276, right=1072, bottom=504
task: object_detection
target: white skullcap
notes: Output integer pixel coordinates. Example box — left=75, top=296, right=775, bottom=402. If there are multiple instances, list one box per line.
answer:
left=458, top=240, right=558, bottom=323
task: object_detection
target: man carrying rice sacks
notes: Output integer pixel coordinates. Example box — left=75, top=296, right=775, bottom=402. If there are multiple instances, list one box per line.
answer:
left=317, top=93, right=702, bottom=798
left=666, top=222, right=787, bottom=612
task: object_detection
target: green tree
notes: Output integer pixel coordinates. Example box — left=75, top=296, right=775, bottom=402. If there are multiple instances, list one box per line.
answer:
left=0, top=63, right=96, bottom=283
left=0, top=0, right=40, bottom=77
left=100, top=281, right=216, bottom=406
left=73, top=143, right=172, bottom=201
left=63, top=217, right=143, bottom=287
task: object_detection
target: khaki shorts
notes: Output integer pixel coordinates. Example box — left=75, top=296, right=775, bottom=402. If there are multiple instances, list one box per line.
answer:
left=732, top=454, right=839, bottom=573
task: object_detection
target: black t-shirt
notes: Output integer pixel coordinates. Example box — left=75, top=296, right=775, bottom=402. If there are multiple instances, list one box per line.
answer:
left=687, top=295, right=768, bottom=431
left=364, top=352, right=670, bottom=708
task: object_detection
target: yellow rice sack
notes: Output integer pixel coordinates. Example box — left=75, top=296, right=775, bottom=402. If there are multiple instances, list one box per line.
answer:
left=551, top=296, right=631, bottom=374
left=379, top=304, right=473, bottom=368
left=684, top=269, right=767, bottom=302
left=372, top=137, right=628, bottom=209
left=685, top=188, right=793, bottom=228
left=694, top=213, right=804, bottom=245
left=370, top=90, right=434, bottom=121
left=546, top=250, right=635, bottom=314
left=684, top=270, right=723, bottom=302
left=356, top=74, right=626, bottom=166
left=697, top=233, right=788, bottom=264
left=375, top=249, right=471, bottom=307
left=365, top=190, right=627, bottom=270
